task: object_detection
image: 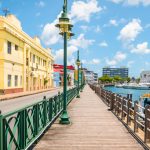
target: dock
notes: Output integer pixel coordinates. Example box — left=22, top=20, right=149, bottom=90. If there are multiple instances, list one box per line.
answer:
left=35, top=85, right=143, bottom=150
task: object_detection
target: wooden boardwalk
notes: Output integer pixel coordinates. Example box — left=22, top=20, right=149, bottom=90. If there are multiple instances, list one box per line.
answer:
left=34, top=85, right=144, bottom=150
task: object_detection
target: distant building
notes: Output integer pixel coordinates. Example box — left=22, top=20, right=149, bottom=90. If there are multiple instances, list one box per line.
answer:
left=83, top=68, right=98, bottom=83
left=93, top=73, right=98, bottom=82
left=103, top=67, right=128, bottom=78
left=140, top=71, right=150, bottom=84
left=53, top=64, right=75, bottom=87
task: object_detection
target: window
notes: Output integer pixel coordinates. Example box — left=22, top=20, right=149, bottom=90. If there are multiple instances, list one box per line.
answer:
left=7, top=41, right=11, bottom=54
left=15, top=75, right=18, bottom=87
left=8, top=75, right=11, bottom=87
left=33, top=54, right=35, bottom=63
left=20, top=76, right=22, bottom=86
left=15, top=45, right=18, bottom=51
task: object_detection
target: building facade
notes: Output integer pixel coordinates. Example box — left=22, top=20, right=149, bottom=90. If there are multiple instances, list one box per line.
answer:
left=82, top=68, right=98, bottom=83
left=53, top=64, right=75, bottom=87
left=0, top=15, right=54, bottom=94
left=140, top=71, right=150, bottom=84
left=103, top=67, right=128, bottom=78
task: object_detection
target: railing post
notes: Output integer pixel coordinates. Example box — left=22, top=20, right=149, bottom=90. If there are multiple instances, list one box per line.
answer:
left=121, top=97, right=124, bottom=120
left=0, top=110, right=3, bottom=150
left=115, top=95, right=119, bottom=115
left=49, top=98, right=53, bottom=121
left=19, top=109, right=26, bottom=149
left=110, top=93, right=114, bottom=111
left=144, top=105, right=150, bottom=143
left=58, top=92, right=61, bottom=111
left=127, top=99, right=132, bottom=125
left=134, top=101, right=138, bottom=133
left=43, top=96, right=47, bottom=126
left=33, top=104, right=39, bottom=136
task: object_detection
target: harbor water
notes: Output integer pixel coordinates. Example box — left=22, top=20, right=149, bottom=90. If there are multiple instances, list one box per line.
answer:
left=104, top=86, right=150, bottom=102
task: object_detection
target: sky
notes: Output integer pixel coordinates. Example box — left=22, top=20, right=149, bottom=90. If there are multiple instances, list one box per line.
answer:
left=1, top=0, right=150, bottom=77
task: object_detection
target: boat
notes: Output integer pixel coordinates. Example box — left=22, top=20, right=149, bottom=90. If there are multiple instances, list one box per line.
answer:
left=115, top=84, right=123, bottom=88
left=122, top=83, right=150, bottom=90
left=122, top=83, right=138, bottom=89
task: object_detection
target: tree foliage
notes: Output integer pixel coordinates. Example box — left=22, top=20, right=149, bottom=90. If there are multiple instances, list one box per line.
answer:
left=99, top=75, right=131, bottom=83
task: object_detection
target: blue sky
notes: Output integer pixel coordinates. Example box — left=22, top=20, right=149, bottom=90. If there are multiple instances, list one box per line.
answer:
left=1, top=0, right=150, bottom=77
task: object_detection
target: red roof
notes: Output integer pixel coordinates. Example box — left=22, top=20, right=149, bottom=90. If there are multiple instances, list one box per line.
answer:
left=53, top=64, right=75, bottom=71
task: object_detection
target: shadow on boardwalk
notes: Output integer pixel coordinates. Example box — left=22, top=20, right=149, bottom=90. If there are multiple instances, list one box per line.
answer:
left=34, top=85, right=143, bottom=150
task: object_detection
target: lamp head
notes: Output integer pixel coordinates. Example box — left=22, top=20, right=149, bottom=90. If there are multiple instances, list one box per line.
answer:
left=76, top=59, right=81, bottom=66
left=55, top=15, right=73, bottom=34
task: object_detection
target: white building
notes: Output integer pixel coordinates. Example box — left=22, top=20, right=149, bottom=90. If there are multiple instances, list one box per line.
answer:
left=140, top=71, right=150, bottom=84
left=83, top=68, right=98, bottom=83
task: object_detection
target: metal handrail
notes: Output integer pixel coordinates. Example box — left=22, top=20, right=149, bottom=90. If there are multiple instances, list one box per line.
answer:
left=0, top=85, right=83, bottom=150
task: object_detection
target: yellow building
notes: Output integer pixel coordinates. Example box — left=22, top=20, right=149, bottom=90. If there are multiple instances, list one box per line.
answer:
left=0, top=14, right=54, bottom=94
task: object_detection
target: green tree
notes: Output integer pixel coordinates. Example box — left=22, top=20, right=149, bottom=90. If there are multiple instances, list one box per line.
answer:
left=99, top=75, right=113, bottom=83
left=113, top=76, right=122, bottom=83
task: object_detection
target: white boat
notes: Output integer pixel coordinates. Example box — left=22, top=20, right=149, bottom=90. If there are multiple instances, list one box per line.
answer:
left=122, top=83, right=138, bottom=89
left=115, top=84, right=123, bottom=88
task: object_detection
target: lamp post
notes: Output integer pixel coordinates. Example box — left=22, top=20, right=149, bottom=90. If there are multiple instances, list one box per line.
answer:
left=76, top=50, right=81, bottom=98
left=56, top=0, right=74, bottom=124
left=80, top=63, right=83, bottom=92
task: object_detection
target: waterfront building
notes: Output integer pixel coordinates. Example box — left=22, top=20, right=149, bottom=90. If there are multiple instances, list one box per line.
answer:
left=140, top=71, right=150, bottom=84
left=53, top=64, right=75, bottom=87
left=82, top=68, right=98, bottom=83
left=94, top=73, right=98, bottom=82
left=103, top=67, right=128, bottom=78
left=0, top=14, right=54, bottom=94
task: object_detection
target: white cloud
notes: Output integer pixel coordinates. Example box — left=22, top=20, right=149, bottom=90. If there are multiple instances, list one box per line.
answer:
left=81, top=58, right=100, bottom=65
left=80, top=25, right=89, bottom=32
left=41, top=21, right=60, bottom=46
left=118, top=19, right=143, bottom=43
left=104, top=18, right=127, bottom=28
left=145, top=62, right=150, bottom=66
left=99, top=41, right=108, bottom=47
left=36, top=1, right=45, bottom=7
left=106, top=59, right=117, bottom=66
left=69, top=34, right=95, bottom=49
left=41, top=13, right=62, bottom=46
left=54, top=46, right=78, bottom=61
left=90, top=59, right=100, bottom=64
left=131, top=42, right=150, bottom=54
left=110, top=0, right=150, bottom=6
left=70, top=0, right=102, bottom=23
left=127, top=61, right=134, bottom=67
left=109, top=19, right=118, bottom=26
left=106, top=51, right=127, bottom=66
left=114, top=51, right=127, bottom=61
left=95, top=25, right=101, bottom=32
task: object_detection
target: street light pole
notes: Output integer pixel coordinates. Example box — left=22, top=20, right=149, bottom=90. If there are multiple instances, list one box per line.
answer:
left=76, top=50, right=81, bottom=98
left=56, top=0, right=74, bottom=124
left=80, top=63, right=83, bottom=92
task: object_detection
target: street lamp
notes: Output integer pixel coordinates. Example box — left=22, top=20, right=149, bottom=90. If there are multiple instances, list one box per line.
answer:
left=80, top=63, right=83, bottom=92
left=76, top=50, right=81, bottom=98
left=55, top=0, right=74, bottom=124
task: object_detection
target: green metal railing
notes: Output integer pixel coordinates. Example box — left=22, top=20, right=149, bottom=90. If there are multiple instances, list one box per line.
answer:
left=0, top=87, right=78, bottom=150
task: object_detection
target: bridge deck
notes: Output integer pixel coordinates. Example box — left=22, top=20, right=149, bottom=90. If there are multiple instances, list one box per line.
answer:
left=34, top=85, right=143, bottom=150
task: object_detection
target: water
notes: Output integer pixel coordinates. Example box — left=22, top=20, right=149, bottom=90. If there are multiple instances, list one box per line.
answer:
left=104, top=86, right=150, bottom=102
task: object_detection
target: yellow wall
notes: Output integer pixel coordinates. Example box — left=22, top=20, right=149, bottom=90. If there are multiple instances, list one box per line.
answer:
left=0, top=15, right=54, bottom=93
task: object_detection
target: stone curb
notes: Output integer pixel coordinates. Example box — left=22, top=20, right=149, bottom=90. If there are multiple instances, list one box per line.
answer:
left=0, top=87, right=61, bottom=102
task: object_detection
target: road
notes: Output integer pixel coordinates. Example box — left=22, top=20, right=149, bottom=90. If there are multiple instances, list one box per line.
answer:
left=0, top=87, right=73, bottom=114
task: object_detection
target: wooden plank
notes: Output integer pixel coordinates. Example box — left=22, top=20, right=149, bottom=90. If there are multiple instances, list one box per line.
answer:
left=34, top=85, right=143, bottom=150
